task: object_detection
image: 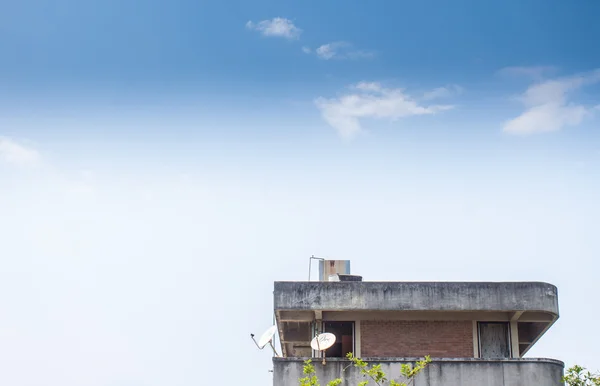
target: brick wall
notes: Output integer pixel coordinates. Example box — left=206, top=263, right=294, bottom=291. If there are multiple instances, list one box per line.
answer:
left=361, top=320, right=473, bottom=357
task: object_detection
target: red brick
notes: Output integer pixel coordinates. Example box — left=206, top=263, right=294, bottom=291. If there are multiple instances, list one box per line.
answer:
left=361, top=320, right=473, bottom=358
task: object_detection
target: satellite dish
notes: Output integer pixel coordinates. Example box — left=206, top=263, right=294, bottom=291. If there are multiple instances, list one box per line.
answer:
left=311, top=333, right=336, bottom=366
left=251, top=325, right=280, bottom=357
left=311, top=332, right=336, bottom=351
left=257, top=325, right=278, bottom=349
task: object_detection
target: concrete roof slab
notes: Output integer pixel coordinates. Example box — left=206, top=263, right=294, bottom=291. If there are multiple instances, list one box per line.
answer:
left=274, top=281, right=559, bottom=317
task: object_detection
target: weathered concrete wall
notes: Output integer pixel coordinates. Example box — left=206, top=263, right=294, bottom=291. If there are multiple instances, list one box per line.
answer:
left=274, top=282, right=559, bottom=316
left=273, top=358, right=564, bottom=386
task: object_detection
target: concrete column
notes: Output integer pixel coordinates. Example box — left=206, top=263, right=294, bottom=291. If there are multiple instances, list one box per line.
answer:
left=510, top=321, right=520, bottom=358
left=355, top=320, right=361, bottom=357
left=472, top=321, right=479, bottom=358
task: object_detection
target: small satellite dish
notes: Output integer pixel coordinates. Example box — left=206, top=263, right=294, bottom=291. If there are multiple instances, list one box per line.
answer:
left=311, top=332, right=336, bottom=351
left=311, top=333, right=336, bottom=365
left=257, top=325, right=278, bottom=349
left=251, top=325, right=280, bottom=357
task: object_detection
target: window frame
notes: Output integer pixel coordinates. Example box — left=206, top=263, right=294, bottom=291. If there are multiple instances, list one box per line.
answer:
left=477, top=321, right=513, bottom=359
left=316, top=320, right=355, bottom=358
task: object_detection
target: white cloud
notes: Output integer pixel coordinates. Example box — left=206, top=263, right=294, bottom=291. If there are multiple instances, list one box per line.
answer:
left=498, top=66, right=557, bottom=80
left=315, top=42, right=342, bottom=60
left=302, top=46, right=311, bottom=54
left=0, top=137, right=41, bottom=167
left=503, top=104, right=587, bottom=135
left=503, top=69, right=600, bottom=135
left=245, top=18, right=302, bottom=39
left=315, top=82, right=454, bottom=139
left=314, top=42, right=374, bottom=60
left=422, top=85, right=464, bottom=100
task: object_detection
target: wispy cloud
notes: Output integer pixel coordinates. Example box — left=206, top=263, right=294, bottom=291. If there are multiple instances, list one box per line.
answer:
left=422, top=85, right=464, bottom=100
left=301, top=46, right=311, bottom=54
left=246, top=18, right=302, bottom=39
left=0, top=137, right=41, bottom=167
left=315, top=82, right=454, bottom=139
left=503, top=69, right=600, bottom=135
left=312, top=42, right=374, bottom=60
left=315, top=43, right=338, bottom=60
left=498, top=66, right=557, bottom=80
left=0, top=136, right=99, bottom=197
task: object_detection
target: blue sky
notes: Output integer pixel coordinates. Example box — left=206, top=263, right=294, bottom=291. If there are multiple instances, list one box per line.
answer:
left=1, top=0, right=600, bottom=149
left=1, top=1, right=600, bottom=385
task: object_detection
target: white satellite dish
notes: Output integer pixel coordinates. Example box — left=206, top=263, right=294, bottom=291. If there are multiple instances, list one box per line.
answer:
left=311, top=332, right=336, bottom=365
left=251, top=325, right=280, bottom=357
left=311, top=332, right=336, bottom=351
left=257, top=325, right=278, bottom=349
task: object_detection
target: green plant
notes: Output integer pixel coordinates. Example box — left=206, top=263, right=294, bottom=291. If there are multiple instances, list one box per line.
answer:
left=299, top=353, right=431, bottom=386
left=299, top=359, right=342, bottom=386
left=563, top=365, right=600, bottom=386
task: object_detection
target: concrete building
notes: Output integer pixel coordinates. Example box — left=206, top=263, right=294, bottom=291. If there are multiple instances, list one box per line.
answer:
left=272, top=260, right=563, bottom=386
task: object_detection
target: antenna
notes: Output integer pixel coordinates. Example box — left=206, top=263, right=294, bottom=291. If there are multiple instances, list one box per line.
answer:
left=310, top=332, right=336, bottom=365
left=251, top=325, right=280, bottom=357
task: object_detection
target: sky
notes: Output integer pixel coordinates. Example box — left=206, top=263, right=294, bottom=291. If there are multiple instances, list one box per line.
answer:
left=1, top=0, right=599, bottom=385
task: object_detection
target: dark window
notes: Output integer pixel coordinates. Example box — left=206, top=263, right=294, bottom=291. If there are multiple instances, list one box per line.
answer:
left=478, top=322, right=511, bottom=358
left=323, top=321, right=354, bottom=358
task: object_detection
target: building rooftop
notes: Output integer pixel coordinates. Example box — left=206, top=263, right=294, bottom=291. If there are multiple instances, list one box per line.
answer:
left=274, top=281, right=559, bottom=315
left=274, top=281, right=559, bottom=358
